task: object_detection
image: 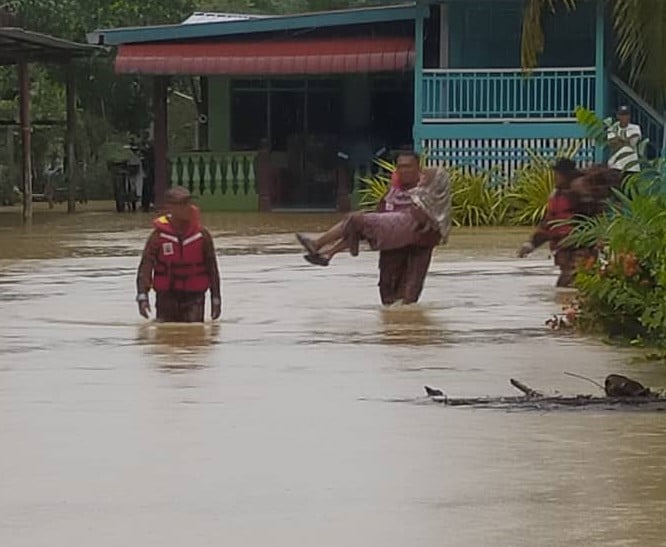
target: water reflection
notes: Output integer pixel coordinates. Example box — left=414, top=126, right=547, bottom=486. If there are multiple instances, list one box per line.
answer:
left=379, top=305, right=449, bottom=346
left=136, top=322, right=221, bottom=373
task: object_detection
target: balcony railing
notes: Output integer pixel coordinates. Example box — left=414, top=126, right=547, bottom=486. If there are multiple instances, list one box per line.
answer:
left=422, top=67, right=596, bottom=122
left=169, top=151, right=258, bottom=211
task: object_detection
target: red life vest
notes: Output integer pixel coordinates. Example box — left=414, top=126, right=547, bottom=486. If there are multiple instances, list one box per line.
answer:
left=544, top=190, right=575, bottom=250
left=152, top=208, right=210, bottom=293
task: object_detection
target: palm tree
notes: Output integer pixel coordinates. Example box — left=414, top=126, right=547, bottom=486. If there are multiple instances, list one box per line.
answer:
left=520, top=0, right=666, bottom=109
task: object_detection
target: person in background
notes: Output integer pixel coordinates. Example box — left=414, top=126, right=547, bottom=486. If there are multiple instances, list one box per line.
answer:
left=607, top=105, right=642, bottom=182
left=136, top=186, right=222, bottom=322
left=517, top=158, right=590, bottom=288
left=376, top=151, right=441, bottom=305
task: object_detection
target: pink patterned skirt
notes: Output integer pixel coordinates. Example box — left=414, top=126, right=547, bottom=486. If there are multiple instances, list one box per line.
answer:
left=342, top=210, right=424, bottom=255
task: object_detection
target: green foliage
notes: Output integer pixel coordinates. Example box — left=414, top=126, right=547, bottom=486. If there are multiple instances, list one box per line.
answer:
left=358, top=172, right=391, bottom=211
left=565, top=168, right=666, bottom=345
left=450, top=168, right=508, bottom=227
left=520, top=0, right=576, bottom=70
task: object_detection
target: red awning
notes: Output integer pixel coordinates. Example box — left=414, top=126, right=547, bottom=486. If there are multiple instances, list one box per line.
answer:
left=115, top=37, right=414, bottom=75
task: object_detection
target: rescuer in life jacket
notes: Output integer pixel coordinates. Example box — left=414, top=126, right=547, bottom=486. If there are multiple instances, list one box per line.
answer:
left=136, top=186, right=221, bottom=322
left=517, top=158, right=595, bottom=288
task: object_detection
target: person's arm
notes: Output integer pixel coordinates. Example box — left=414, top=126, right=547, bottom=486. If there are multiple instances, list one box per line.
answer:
left=628, top=125, right=642, bottom=149
left=202, top=229, right=222, bottom=319
left=606, top=128, right=625, bottom=153
left=136, top=231, right=160, bottom=318
left=518, top=197, right=554, bottom=257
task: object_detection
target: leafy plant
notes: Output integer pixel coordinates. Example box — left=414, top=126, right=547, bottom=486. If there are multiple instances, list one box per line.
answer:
left=563, top=168, right=666, bottom=345
left=358, top=170, right=392, bottom=211
left=450, top=167, right=508, bottom=227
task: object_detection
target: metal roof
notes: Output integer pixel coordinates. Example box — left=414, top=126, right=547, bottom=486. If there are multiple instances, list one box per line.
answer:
left=87, top=3, right=418, bottom=46
left=0, top=27, right=102, bottom=65
left=181, top=12, right=270, bottom=25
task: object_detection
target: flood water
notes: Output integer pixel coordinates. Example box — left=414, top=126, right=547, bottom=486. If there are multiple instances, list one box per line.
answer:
left=2, top=206, right=666, bottom=546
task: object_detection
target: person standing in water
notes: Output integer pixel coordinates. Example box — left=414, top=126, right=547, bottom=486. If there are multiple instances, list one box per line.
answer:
left=376, top=151, right=441, bottom=305
left=517, top=158, right=595, bottom=288
left=295, top=166, right=451, bottom=270
left=136, top=186, right=222, bottom=322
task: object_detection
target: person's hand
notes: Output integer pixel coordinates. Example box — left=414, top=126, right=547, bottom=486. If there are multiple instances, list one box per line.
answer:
left=137, top=294, right=151, bottom=319
left=517, top=242, right=534, bottom=258
left=211, top=298, right=222, bottom=320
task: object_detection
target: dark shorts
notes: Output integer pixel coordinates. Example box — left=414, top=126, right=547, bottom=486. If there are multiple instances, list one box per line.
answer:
left=155, top=291, right=205, bottom=323
left=378, top=245, right=435, bottom=305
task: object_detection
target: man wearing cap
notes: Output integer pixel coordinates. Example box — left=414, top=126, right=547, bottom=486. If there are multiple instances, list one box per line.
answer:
left=607, top=106, right=642, bottom=181
left=136, top=186, right=222, bottom=322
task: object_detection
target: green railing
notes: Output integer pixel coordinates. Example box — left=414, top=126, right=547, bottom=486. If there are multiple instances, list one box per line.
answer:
left=422, top=67, right=596, bottom=121
left=169, top=151, right=258, bottom=211
left=169, top=151, right=384, bottom=212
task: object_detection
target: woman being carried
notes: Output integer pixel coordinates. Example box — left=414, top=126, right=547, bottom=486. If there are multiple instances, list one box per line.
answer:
left=296, top=167, right=452, bottom=266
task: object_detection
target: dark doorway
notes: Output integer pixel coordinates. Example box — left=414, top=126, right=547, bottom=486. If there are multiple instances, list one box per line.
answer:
left=230, top=74, right=412, bottom=209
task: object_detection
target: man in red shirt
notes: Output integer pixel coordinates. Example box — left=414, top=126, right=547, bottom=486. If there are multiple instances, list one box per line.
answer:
left=136, top=186, right=222, bottom=322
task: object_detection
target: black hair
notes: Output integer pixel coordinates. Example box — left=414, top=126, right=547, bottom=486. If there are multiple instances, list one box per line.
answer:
left=553, top=157, right=577, bottom=174
left=395, top=149, right=420, bottom=163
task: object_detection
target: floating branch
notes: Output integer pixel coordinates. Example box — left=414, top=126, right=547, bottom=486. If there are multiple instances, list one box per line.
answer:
left=423, top=375, right=664, bottom=411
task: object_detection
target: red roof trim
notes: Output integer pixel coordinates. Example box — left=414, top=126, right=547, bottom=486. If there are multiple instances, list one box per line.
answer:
left=115, top=37, right=414, bottom=75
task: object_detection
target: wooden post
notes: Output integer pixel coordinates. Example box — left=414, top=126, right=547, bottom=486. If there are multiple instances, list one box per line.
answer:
left=18, top=60, right=32, bottom=223
left=198, top=76, right=209, bottom=150
left=412, top=4, right=428, bottom=152
left=153, top=76, right=169, bottom=206
left=65, top=61, right=77, bottom=213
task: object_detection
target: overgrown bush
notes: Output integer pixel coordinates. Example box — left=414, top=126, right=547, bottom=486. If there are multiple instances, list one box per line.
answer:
left=565, top=175, right=666, bottom=345
left=450, top=167, right=508, bottom=226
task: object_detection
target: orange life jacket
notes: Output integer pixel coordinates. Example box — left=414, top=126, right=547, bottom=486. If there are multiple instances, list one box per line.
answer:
left=152, top=208, right=210, bottom=293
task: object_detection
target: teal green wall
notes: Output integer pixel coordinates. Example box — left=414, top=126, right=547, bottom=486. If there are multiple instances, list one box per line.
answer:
left=445, top=0, right=595, bottom=69
left=208, top=76, right=231, bottom=152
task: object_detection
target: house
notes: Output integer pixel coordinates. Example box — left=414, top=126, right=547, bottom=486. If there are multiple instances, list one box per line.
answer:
left=88, top=0, right=664, bottom=212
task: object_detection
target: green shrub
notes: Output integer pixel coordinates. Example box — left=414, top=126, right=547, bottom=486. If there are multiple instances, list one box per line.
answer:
left=565, top=174, right=666, bottom=345
left=357, top=157, right=394, bottom=211
left=450, top=167, right=508, bottom=227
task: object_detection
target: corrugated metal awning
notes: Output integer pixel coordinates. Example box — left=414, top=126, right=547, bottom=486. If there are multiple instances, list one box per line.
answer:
left=115, top=37, right=414, bottom=75
left=0, top=27, right=101, bottom=65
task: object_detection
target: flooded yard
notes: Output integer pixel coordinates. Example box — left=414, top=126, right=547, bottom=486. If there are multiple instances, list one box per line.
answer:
left=2, top=206, right=666, bottom=546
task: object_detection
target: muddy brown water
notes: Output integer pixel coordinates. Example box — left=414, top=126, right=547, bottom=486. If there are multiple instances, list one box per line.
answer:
left=2, top=205, right=666, bottom=546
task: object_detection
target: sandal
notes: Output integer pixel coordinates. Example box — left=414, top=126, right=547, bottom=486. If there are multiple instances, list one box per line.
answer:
left=304, top=254, right=330, bottom=267
left=296, top=233, right=318, bottom=256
